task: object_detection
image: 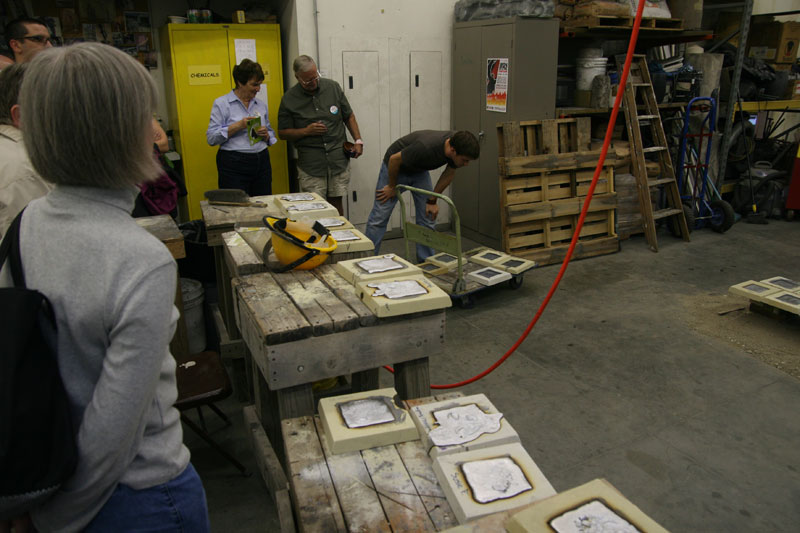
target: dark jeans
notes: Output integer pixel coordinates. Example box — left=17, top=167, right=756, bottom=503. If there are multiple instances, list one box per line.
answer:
left=216, top=148, right=272, bottom=196
left=84, top=463, right=210, bottom=532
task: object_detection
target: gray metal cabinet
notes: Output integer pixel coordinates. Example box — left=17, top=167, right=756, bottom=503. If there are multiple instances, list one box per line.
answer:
left=452, top=17, right=559, bottom=247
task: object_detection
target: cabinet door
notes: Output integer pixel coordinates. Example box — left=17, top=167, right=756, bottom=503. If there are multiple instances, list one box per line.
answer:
left=451, top=26, right=483, bottom=233
left=342, top=51, right=381, bottom=227
left=226, top=26, right=289, bottom=194
left=170, top=28, right=231, bottom=220
left=479, top=24, right=513, bottom=242
left=410, top=51, right=452, bottom=227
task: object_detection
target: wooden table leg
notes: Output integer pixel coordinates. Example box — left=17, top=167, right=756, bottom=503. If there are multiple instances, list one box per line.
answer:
left=351, top=369, right=380, bottom=392
left=170, top=274, right=190, bottom=359
left=394, top=357, right=430, bottom=400
left=254, top=366, right=315, bottom=467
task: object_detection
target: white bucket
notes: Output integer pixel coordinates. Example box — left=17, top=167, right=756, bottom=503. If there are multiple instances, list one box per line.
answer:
left=180, top=278, right=206, bottom=354
left=576, top=57, right=608, bottom=91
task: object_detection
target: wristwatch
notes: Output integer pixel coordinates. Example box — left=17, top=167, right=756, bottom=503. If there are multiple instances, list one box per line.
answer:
left=427, top=197, right=437, bottom=205
left=354, top=139, right=364, bottom=145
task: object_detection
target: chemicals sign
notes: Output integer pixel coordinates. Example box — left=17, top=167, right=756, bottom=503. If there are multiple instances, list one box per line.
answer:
left=188, top=65, right=222, bottom=85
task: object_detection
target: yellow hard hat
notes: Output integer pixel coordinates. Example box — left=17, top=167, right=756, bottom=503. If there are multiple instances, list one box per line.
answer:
left=263, top=217, right=337, bottom=271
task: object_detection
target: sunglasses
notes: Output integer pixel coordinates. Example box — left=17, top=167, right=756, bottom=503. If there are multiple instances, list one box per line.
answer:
left=21, top=35, right=54, bottom=44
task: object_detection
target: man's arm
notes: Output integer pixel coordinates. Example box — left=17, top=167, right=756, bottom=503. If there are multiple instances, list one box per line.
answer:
left=345, top=113, right=363, bottom=158
left=424, top=166, right=456, bottom=220
left=277, top=122, right=327, bottom=142
left=376, top=152, right=403, bottom=203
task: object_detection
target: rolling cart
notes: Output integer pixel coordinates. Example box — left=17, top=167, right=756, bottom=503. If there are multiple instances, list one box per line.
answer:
left=395, top=185, right=532, bottom=308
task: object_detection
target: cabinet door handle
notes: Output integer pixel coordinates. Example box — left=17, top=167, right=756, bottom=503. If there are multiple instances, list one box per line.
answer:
left=349, top=76, right=353, bottom=89
left=415, top=75, right=419, bottom=87
left=478, top=130, right=485, bottom=141
left=352, top=190, right=357, bottom=202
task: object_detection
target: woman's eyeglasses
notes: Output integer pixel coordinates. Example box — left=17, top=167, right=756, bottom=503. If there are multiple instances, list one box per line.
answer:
left=22, top=35, right=55, bottom=44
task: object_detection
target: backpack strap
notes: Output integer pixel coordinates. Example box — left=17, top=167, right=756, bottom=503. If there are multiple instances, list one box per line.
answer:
left=0, top=209, right=27, bottom=288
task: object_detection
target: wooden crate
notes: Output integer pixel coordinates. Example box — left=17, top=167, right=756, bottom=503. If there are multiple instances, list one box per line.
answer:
left=497, top=119, right=619, bottom=265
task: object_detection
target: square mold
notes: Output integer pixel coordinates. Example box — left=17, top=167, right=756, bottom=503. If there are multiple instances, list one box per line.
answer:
left=328, top=228, right=375, bottom=254
left=468, top=249, right=510, bottom=268
left=728, top=280, right=780, bottom=302
left=334, top=254, right=421, bottom=285
left=467, top=266, right=512, bottom=286
left=417, top=261, right=451, bottom=277
left=408, top=393, right=520, bottom=457
left=760, top=276, right=800, bottom=292
left=318, top=387, right=419, bottom=455
left=356, top=274, right=451, bottom=317
left=762, top=290, right=800, bottom=315
left=506, top=478, right=670, bottom=533
left=316, top=216, right=354, bottom=230
left=432, top=442, right=556, bottom=524
left=497, top=256, right=537, bottom=275
left=427, top=252, right=467, bottom=270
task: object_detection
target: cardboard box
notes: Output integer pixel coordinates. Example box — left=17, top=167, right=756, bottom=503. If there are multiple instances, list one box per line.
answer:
left=748, top=21, right=800, bottom=64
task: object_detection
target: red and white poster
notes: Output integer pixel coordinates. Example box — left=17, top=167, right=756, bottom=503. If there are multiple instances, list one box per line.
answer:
left=486, top=58, right=508, bottom=112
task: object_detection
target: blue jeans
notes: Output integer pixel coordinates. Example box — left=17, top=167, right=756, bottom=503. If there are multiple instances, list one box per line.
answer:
left=85, top=463, right=210, bottom=533
left=365, top=163, right=436, bottom=261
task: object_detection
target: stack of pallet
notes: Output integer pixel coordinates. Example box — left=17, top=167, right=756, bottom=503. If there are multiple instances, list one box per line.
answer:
left=497, top=118, right=619, bottom=265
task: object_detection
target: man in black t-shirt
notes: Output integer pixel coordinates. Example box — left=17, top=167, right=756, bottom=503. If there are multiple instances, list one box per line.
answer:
left=365, top=130, right=479, bottom=261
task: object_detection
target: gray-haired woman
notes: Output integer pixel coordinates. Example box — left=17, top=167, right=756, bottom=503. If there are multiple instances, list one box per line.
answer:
left=10, top=43, right=209, bottom=532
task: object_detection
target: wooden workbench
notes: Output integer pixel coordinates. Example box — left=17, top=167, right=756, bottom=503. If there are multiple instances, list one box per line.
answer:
left=136, top=215, right=189, bottom=359
left=280, top=393, right=463, bottom=533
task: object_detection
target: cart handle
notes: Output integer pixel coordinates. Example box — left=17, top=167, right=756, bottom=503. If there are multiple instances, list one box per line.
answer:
left=395, top=185, right=466, bottom=294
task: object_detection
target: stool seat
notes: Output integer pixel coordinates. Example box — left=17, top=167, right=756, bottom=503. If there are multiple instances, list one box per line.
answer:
left=174, top=350, right=231, bottom=410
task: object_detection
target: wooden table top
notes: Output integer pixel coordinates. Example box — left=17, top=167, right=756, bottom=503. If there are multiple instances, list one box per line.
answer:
left=200, top=196, right=282, bottom=246
left=282, top=393, right=464, bottom=533
left=135, top=215, right=185, bottom=259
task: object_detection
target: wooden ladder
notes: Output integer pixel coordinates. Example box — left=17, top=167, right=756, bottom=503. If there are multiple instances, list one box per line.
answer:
left=619, top=54, right=690, bottom=252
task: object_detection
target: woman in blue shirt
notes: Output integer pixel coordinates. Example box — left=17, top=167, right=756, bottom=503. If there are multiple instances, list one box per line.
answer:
left=206, top=59, right=277, bottom=195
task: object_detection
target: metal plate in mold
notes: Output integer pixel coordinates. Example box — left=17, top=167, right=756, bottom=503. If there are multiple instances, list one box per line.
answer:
left=338, top=397, right=397, bottom=428
left=287, top=202, right=329, bottom=211
left=281, top=193, right=315, bottom=201
left=318, top=217, right=346, bottom=228
left=502, top=259, right=525, bottom=269
left=549, top=499, right=641, bottom=533
left=368, top=279, right=428, bottom=299
left=743, top=283, right=771, bottom=293
left=765, top=277, right=800, bottom=290
left=330, top=230, right=359, bottom=242
left=432, top=253, right=458, bottom=263
left=429, top=404, right=503, bottom=447
left=461, top=457, right=532, bottom=504
left=357, top=254, right=406, bottom=274
left=777, top=293, right=800, bottom=305
left=477, top=251, right=502, bottom=261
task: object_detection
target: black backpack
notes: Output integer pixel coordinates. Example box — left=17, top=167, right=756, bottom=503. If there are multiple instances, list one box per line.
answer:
left=0, top=210, right=78, bottom=520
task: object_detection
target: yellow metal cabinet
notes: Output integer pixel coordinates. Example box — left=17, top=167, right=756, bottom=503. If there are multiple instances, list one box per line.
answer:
left=161, top=24, right=288, bottom=219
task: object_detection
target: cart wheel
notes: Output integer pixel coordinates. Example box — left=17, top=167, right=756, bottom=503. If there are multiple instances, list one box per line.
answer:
left=668, top=203, right=695, bottom=237
left=457, top=294, right=476, bottom=309
left=508, top=274, right=524, bottom=289
left=709, top=199, right=735, bottom=233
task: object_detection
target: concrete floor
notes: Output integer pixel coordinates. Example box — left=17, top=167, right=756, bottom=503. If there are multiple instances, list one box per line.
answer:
left=188, top=219, right=800, bottom=532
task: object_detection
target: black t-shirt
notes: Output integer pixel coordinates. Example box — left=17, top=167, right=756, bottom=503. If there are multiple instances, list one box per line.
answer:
left=382, top=130, right=456, bottom=173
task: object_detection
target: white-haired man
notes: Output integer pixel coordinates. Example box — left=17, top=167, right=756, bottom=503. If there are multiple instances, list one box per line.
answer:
left=277, top=55, right=363, bottom=215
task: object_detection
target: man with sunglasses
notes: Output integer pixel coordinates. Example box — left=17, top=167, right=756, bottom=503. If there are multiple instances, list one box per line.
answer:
left=5, top=17, right=53, bottom=64
left=278, top=55, right=363, bottom=216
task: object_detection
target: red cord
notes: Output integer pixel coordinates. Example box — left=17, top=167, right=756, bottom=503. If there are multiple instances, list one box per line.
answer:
left=385, top=1, right=647, bottom=389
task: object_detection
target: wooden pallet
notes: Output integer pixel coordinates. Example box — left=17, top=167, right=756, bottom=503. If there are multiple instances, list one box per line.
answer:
left=565, top=15, right=683, bottom=31
left=497, top=118, right=619, bottom=266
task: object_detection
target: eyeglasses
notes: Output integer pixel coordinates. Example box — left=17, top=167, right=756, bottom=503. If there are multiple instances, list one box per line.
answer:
left=297, top=74, right=320, bottom=87
left=21, top=35, right=54, bottom=45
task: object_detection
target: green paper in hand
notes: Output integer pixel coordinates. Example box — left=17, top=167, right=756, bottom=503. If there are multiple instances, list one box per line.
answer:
left=247, top=116, right=263, bottom=146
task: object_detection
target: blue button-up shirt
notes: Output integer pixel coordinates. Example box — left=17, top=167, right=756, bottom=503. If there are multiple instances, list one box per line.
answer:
left=206, top=90, right=277, bottom=153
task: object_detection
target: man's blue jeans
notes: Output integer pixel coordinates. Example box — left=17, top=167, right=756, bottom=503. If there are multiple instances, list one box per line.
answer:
left=85, top=463, right=210, bottom=533
left=365, top=163, right=436, bottom=261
